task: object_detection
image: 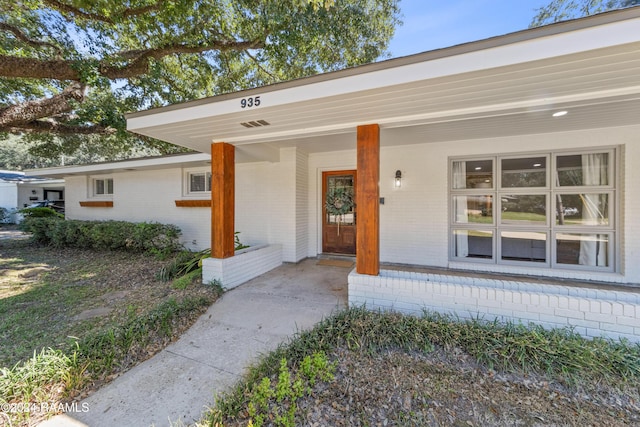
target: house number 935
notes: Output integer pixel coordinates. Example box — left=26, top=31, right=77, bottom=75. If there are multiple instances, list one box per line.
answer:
left=240, top=96, right=261, bottom=108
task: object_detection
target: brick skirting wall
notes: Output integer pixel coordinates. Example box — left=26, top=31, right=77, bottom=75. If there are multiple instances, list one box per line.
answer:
left=348, top=269, right=640, bottom=342
left=202, top=245, right=283, bottom=289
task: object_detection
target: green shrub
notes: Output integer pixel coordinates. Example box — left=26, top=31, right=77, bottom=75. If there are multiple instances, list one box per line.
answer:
left=158, top=233, right=249, bottom=281
left=19, top=218, right=181, bottom=254
left=19, top=206, right=64, bottom=218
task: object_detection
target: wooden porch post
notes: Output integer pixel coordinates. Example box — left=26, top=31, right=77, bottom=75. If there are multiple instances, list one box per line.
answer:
left=356, top=124, right=380, bottom=275
left=211, top=142, right=235, bottom=258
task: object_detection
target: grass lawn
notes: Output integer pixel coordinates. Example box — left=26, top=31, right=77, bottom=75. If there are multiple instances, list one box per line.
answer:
left=0, top=238, right=222, bottom=426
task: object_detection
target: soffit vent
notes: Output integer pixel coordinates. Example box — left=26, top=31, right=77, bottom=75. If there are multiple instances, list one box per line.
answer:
left=240, top=119, right=270, bottom=128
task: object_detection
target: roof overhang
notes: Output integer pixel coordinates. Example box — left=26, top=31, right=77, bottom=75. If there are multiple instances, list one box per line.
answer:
left=24, top=152, right=211, bottom=178
left=126, top=8, right=640, bottom=160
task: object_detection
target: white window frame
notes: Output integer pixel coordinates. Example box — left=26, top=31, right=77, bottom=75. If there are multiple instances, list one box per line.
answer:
left=184, top=169, right=212, bottom=196
left=91, top=176, right=114, bottom=198
left=449, top=147, right=617, bottom=273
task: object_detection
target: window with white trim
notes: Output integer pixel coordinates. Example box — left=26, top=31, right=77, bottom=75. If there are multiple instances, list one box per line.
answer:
left=186, top=171, right=211, bottom=194
left=93, top=178, right=113, bottom=196
left=450, top=148, right=616, bottom=272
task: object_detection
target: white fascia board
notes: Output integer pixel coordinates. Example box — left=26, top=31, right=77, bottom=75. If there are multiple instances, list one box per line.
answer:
left=24, top=153, right=211, bottom=177
left=127, top=17, right=640, bottom=133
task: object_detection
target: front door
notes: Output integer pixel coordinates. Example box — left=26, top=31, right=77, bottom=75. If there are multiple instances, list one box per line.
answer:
left=322, top=170, right=356, bottom=255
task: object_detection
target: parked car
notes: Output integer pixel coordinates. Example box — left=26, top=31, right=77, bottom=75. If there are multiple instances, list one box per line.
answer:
left=27, top=200, right=65, bottom=214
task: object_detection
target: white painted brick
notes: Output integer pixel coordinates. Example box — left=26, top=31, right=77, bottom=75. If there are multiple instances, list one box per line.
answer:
left=529, top=305, right=556, bottom=316
left=601, top=323, right=636, bottom=335
left=584, top=312, right=617, bottom=324
left=558, top=296, right=569, bottom=309
left=600, top=301, right=612, bottom=315
left=612, top=303, right=624, bottom=316
left=538, top=314, right=568, bottom=326
left=579, top=299, right=590, bottom=313
left=487, top=308, right=514, bottom=319
left=624, top=304, right=635, bottom=317
left=454, top=296, right=478, bottom=307
left=617, top=316, right=640, bottom=328
left=500, top=301, right=526, bottom=312
left=568, top=298, right=580, bottom=311
left=554, top=308, right=584, bottom=320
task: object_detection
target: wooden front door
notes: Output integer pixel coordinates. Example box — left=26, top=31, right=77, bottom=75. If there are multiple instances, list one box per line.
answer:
left=322, top=170, right=356, bottom=255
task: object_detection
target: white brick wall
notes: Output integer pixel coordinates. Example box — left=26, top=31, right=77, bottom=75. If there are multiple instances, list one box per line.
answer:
left=295, top=150, right=309, bottom=262
left=349, top=269, right=640, bottom=342
left=64, top=169, right=211, bottom=251
left=202, top=245, right=282, bottom=289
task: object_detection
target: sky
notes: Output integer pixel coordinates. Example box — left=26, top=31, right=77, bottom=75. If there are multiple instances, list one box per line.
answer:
left=387, top=0, right=551, bottom=58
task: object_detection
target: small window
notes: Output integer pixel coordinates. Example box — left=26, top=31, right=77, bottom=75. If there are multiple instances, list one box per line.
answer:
left=94, top=178, right=113, bottom=195
left=188, top=172, right=211, bottom=193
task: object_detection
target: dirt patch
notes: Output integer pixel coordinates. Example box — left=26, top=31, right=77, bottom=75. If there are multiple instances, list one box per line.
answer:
left=296, top=348, right=640, bottom=426
left=74, top=307, right=113, bottom=320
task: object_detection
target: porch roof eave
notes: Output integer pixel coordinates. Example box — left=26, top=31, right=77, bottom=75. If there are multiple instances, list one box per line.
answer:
left=125, top=8, right=640, bottom=157
left=23, top=152, right=211, bottom=179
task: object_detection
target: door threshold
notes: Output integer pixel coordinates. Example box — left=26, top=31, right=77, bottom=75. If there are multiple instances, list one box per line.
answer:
left=318, top=253, right=356, bottom=261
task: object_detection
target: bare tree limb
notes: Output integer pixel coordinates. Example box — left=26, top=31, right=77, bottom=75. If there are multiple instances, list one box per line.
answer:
left=0, top=82, right=85, bottom=127
left=0, top=22, right=63, bottom=54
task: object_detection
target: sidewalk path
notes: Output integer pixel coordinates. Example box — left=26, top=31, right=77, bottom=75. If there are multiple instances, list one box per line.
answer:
left=40, top=258, right=349, bottom=427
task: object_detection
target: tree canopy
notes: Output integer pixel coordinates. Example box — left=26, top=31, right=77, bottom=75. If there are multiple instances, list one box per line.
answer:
left=0, top=0, right=400, bottom=164
left=531, top=0, right=639, bottom=26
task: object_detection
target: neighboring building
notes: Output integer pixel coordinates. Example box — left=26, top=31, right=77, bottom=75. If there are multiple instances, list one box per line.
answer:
left=26, top=153, right=213, bottom=250
left=0, top=170, right=64, bottom=222
left=29, top=9, right=640, bottom=341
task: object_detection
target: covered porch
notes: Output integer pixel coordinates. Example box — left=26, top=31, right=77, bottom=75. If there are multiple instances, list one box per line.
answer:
left=126, top=9, right=640, bottom=341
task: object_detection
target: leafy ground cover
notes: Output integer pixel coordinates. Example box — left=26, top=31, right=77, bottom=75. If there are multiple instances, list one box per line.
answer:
left=0, top=235, right=222, bottom=426
left=206, top=308, right=640, bottom=427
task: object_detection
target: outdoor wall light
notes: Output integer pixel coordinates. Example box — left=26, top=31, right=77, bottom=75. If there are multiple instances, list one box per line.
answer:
left=31, top=190, right=37, bottom=194
left=395, top=170, right=402, bottom=188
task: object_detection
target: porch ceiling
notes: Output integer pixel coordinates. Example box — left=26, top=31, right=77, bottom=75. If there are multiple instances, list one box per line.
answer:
left=126, top=10, right=640, bottom=161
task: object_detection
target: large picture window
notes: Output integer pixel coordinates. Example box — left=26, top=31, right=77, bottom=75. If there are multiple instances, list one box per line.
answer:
left=450, top=149, right=615, bottom=271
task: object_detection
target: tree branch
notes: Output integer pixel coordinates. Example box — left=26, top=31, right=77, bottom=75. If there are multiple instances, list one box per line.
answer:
left=0, top=22, right=63, bottom=54
left=103, top=39, right=265, bottom=79
left=1, top=120, right=117, bottom=135
left=0, top=38, right=265, bottom=81
left=244, top=50, right=277, bottom=82
left=43, top=0, right=162, bottom=24
left=0, top=55, right=79, bottom=80
left=0, top=82, right=85, bottom=127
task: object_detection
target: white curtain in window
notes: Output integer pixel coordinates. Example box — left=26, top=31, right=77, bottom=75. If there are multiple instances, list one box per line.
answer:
left=453, top=161, right=468, bottom=257
left=579, top=153, right=607, bottom=266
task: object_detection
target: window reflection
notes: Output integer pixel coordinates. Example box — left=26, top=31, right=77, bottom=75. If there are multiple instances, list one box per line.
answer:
left=501, top=157, right=546, bottom=188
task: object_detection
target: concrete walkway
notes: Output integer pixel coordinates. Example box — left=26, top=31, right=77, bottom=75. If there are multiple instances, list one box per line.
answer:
left=40, top=258, right=349, bottom=427
left=0, top=228, right=29, bottom=240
